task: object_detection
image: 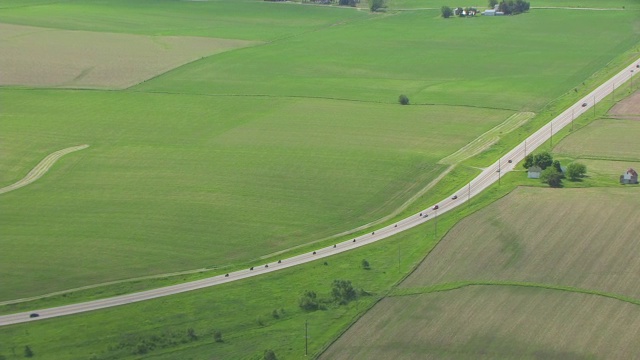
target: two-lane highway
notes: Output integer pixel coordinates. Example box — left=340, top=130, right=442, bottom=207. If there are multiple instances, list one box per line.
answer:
left=1, top=58, right=638, bottom=327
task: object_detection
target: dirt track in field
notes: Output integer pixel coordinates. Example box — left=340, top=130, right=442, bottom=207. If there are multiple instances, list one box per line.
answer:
left=0, top=23, right=258, bottom=89
left=610, top=91, right=640, bottom=120
left=0, top=145, right=89, bottom=195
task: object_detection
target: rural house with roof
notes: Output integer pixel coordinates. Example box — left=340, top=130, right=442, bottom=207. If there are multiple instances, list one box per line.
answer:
left=620, top=168, right=638, bottom=184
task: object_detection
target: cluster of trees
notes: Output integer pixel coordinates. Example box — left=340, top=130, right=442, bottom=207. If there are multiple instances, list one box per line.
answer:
left=299, top=279, right=364, bottom=311
left=494, top=0, right=530, bottom=14
left=524, top=151, right=587, bottom=187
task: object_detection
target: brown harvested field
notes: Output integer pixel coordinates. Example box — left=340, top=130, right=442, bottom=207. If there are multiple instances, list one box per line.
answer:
left=610, top=91, right=640, bottom=120
left=0, top=23, right=258, bottom=89
left=400, top=187, right=640, bottom=299
left=320, top=286, right=640, bottom=359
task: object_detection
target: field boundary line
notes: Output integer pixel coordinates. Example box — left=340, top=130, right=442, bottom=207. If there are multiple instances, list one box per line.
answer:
left=390, top=281, right=640, bottom=306
left=0, top=144, right=89, bottom=195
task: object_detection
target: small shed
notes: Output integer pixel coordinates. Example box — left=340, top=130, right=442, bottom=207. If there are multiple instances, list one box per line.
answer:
left=620, top=168, right=639, bottom=184
left=528, top=166, right=542, bottom=179
left=484, top=9, right=495, bottom=16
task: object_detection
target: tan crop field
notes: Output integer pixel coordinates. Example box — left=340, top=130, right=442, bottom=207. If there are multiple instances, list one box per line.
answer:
left=610, top=91, right=640, bottom=120
left=0, top=23, right=258, bottom=89
left=400, top=187, right=640, bottom=299
left=321, top=286, right=640, bottom=359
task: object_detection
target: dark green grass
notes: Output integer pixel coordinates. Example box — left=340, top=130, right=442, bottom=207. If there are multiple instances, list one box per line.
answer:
left=135, top=8, right=640, bottom=109
left=0, top=0, right=368, bottom=41
left=0, top=89, right=510, bottom=300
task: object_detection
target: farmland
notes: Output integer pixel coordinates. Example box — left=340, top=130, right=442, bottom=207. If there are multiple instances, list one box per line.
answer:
left=1, top=0, right=640, bottom=358
left=321, top=286, right=640, bottom=359
left=322, top=185, right=640, bottom=358
left=0, top=23, right=258, bottom=89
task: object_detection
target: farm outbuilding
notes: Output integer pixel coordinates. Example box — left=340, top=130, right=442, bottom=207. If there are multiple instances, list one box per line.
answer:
left=528, top=166, right=542, bottom=179
left=620, top=168, right=639, bottom=184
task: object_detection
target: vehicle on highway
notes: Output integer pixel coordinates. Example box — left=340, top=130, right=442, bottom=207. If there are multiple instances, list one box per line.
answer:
left=433, top=205, right=439, bottom=210
left=452, top=195, right=458, bottom=200
left=582, top=102, right=587, bottom=107
left=29, top=313, right=39, bottom=318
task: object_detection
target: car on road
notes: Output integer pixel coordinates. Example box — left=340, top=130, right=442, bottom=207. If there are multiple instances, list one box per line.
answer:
left=451, top=195, right=458, bottom=200
left=29, top=313, right=39, bottom=318
left=582, top=102, right=587, bottom=107
left=433, top=205, right=439, bottom=210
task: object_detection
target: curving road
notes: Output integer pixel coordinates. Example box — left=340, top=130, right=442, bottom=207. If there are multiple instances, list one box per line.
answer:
left=1, top=59, right=638, bottom=327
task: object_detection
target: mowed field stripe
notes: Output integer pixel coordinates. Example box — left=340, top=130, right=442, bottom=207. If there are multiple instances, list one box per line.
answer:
left=0, top=144, right=89, bottom=195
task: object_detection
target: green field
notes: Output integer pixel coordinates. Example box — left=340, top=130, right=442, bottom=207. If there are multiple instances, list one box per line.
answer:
left=1, top=0, right=640, bottom=358
left=1, top=0, right=638, bottom=302
left=555, top=118, right=640, bottom=161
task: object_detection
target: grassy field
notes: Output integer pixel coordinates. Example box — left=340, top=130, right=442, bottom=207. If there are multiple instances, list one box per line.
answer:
left=0, top=219, right=439, bottom=360
left=321, top=286, right=640, bottom=359
left=0, top=89, right=513, bottom=300
left=0, top=23, right=258, bottom=89
left=135, top=8, right=640, bottom=109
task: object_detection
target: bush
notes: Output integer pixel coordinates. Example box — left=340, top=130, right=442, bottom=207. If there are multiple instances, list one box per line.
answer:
left=368, top=0, right=384, bottom=11
left=361, top=259, right=370, bottom=270
left=299, top=290, right=319, bottom=311
left=398, top=94, right=409, bottom=105
left=441, top=6, right=453, bottom=18
left=566, top=162, right=587, bottom=180
left=541, top=167, right=563, bottom=187
left=187, top=328, right=197, bottom=341
left=264, top=349, right=278, bottom=360
left=213, top=331, right=223, bottom=343
left=332, top=280, right=357, bottom=305
left=24, top=346, right=34, bottom=358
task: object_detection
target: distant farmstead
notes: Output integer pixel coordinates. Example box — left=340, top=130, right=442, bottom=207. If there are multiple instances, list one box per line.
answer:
left=620, top=168, right=639, bottom=184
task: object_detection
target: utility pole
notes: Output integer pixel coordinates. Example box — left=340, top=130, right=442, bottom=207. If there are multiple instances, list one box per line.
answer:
left=467, top=182, right=471, bottom=208
left=571, top=108, right=574, bottom=132
left=550, top=122, right=553, bottom=148
left=498, top=158, right=501, bottom=185
left=305, top=320, right=308, bottom=356
left=398, top=244, right=400, bottom=273
left=524, top=140, right=527, bottom=157
left=434, top=208, right=438, bottom=238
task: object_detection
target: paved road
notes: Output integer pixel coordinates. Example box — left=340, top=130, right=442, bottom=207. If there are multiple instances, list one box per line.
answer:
left=1, top=59, right=638, bottom=327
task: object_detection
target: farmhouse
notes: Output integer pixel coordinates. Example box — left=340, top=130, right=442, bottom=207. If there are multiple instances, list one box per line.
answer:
left=620, top=168, right=639, bottom=184
left=528, top=166, right=542, bottom=179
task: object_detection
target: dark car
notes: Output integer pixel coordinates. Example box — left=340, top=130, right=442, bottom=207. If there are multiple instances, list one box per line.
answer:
left=29, top=313, right=39, bottom=318
left=582, top=102, right=587, bottom=107
left=452, top=195, right=458, bottom=200
left=433, top=205, right=439, bottom=210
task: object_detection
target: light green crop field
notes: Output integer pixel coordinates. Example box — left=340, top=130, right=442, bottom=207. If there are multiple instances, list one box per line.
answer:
left=0, top=89, right=513, bottom=300
left=0, top=0, right=368, bottom=41
left=321, top=286, right=640, bottom=359
left=135, top=8, right=640, bottom=109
